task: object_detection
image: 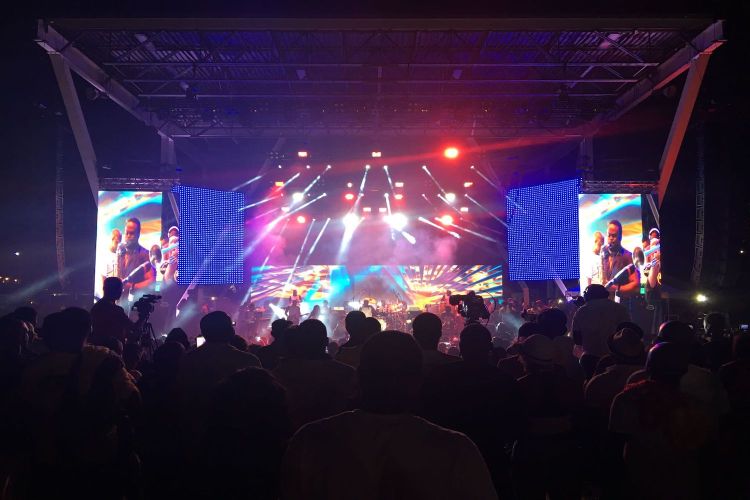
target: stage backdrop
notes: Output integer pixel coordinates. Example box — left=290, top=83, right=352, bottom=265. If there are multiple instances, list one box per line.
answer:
left=578, top=193, right=643, bottom=291
left=94, top=191, right=163, bottom=299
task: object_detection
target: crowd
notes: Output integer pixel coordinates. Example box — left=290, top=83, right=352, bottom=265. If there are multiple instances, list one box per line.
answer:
left=0, top=279, right=748, bottom=499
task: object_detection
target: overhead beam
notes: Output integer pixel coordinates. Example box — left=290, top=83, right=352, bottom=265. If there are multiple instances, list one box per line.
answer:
left=36, top=20, right=186, bottom=139
left=106, top=61, right=661, bottom=68
left=46, top=17, right=713, bottom=32
left=606, top=20, right=725, bottom=121
left=657, top=53, right=711, bottom=208
left=48, top=53, right=99, bottom=204
left=127, top=78, right=639, bottom=84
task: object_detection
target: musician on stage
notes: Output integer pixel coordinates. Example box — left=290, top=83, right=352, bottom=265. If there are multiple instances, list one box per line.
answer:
left=601, top=220, right=639, bottom=297
left=117, top=217, right=155, bottom=297
left=360, top=299, right=376, bottom=318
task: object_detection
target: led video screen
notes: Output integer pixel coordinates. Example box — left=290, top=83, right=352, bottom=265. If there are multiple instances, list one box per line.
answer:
left=173, top=185, right=245, bottom=285
left=506, top=179, right=580, bottom=281
left=94, top=191, right=163, bottom=299
left=248, top=264, right=502, bottom=311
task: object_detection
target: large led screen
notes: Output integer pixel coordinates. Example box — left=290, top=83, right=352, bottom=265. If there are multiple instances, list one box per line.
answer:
left=506, top=179, right=580, bottom=281
left=94, top=191, right=163, bottom=299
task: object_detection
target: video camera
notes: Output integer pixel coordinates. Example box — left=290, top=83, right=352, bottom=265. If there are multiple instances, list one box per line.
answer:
left=449, top=291, right=490, bottom=324
left=132, top=294, right=161, bottom=318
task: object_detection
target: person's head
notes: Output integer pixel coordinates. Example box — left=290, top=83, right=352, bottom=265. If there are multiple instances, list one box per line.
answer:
left=412, top=312, right=442, bottom=351
left=323, top=300, right=329, bottom=306
left=270, top=318, right=292, bottom=340
left=311, top=304, right=321, bottom=315
left=365, top=317, right=382, bottom=336
left=200, top=311, right=235, bottom=343
left=656, top=320, right=694, bottom=347
left=459, top=323, right=493, bottom=363
left=646, top=342, right=689, bottom=385
left=110, top=228, right=122, bottom=253
left=518, top=334, right=557, bottom=373
left=290, top=319, right=328, bottom=358
left=123, top=342, right=142, bottom=370
left=149, top=244, right=162, bottom=265
left=648, top=228, right=660, bottom=240
left=358, top=331, right=423, bottom=413
left=583, top=284, right=609, bottom=302
left=363, top=299, right=369, bottom=307
left=642, top=237, right=650, bottom=250
left=616, top=321, right=645, bottom=340
left=102, top=276, right=124, bottom=301
left=13, top=306, right=37, bottom=329
left=168, top=226, right=179, bottom=238
left=537, top=308, right=567, bottom=339
left=593, top=231, right=604, bottom=254
left=153, top=341, right=185, bottom=376
left=517, top=321, right=539, bottom=341
left=703, top=312, right=727, bottom=338
left=124, top=218, right=142, bottom=248
left=608, top=328, right=646, bottom=365
left=607, top=220, right=623, bottom=248
left=166, top=327, right=190, bottom=351
left=0, top=315, right=27, bottom=357
left=344, top=310, right=367, bottom=339
left=42, top=307, right=91, bottom=353
left=229, top=335, right=248, bottom=352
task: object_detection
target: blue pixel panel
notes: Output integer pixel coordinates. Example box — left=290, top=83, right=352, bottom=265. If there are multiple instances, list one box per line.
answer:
left=507, top=179, right=580, bottom=281
left=173, top=185, right=245, bottom=285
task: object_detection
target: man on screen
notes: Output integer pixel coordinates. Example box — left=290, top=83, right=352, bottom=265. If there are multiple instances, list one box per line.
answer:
left=601, top=220, right=639, bottom=296
left=586, top=231, right=605, bottom=286
left=117, top=217, right=155, bottom=295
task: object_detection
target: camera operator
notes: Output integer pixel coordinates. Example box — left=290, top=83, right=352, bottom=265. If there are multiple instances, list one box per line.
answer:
left=449, top=291, right=491, bottom=325
left=91, top=277, right=146, bottom=346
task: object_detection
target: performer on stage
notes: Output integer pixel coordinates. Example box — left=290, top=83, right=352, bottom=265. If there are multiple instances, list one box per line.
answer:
left=586, top=231, right=605, bottom=286
left=360, top=299, right=375, bottom=318
left=286, top=300, right=302, bottom=324
left=117, top=217, right=155, bottom=297
left=601, top=220, right=639, bottom=296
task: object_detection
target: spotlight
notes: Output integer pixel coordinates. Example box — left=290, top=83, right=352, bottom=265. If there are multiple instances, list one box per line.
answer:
left=326, top=165, right=332, bottom=170
left=274, top=181, right=284, bottom=187
left=281, top=206, right=291, bottom=212
left=363, top=207, right=372, bottom=213
left=387, top=213, right=408, bottom=231
left=695, top=293, right=708, bottom=303
left=278, top=165, right=283, bottom=169
left=343, top=213, right=360, bottom=229
left=305, top=165, right=311, bottom=169
left=394, top=194, right=404, bottom=200
left=344, top=193, right=355, bottom=201
left=378, top=207, right=387, bottom=213
left=395, top=182, right=404, bottom=188
left=371, top=151, right=382, bottom=158
left=439, top=214, right=454, bottom=225
left=444, top=147, right=459, bottom=159
left=365, top=164, right=371, bottom=170
left=296, top=215, right=306, bottom=224
left=445, top=193, right=456, bottom=203
left=460, top=206, right=469, bottom=213
left=347, top=182, right=353, bottom=188
left=292, top=192, right=304, bottom=202
left=297, top=151, right=308, bottom=158
left=463, top=181, right=474, bottom=188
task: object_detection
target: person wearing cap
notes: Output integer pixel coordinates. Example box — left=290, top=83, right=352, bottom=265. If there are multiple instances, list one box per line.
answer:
left=513, top=334, right=584, bottom=499
left=584, top=328, right=645, bottom=421
left=609, top=342, right=717, bottom=500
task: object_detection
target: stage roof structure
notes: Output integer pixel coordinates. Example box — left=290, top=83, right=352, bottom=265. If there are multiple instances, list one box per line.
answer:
left=37, top=18, right=725, bottom=140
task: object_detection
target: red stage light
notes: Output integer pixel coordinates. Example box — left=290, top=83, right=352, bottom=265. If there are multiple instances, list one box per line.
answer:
left=439, top=214, right=454, bottom=225
left=296, top=215, right=306, bottom=224
left=394, top=193, right=404, bottom=200
left=344, top=193, right=355, bottom=201
left=443, top=147, right=459, bottom=159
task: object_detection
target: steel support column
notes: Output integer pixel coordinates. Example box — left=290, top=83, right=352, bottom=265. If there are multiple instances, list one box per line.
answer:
left=48, top=53, right=99, bottom=204
left=657, top=53, right=711, bottom=208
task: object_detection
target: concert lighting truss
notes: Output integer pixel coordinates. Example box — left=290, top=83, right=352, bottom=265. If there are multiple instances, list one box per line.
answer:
left=36, top=18, right=724, bottom=140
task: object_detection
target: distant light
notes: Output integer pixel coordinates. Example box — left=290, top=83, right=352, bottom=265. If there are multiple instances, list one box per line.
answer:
left=326, top=165, right=332, bottom=169
left=741, top=249, right=746, bottom=255
left=14, top=251, right=20, bottom=256
left=363, top=207, right=372, bottom=213
left=210, top=296, right=217, bottom=301
left=292, top=192, right=304, bottom=202
left=395, top=181, right=404, bottom=188
left=387, top=213, right=408, bottom=231
left=463, top=181, right=474, bottom=188
left=439, top=214, right=454, bottom=225
left=444, top=147, right=459, bottom=159
left=278, top=164, right=283, bottom=169
left=378, top=207, right=387, bottom=213
left=460, top=206, right=469, bottom=213
left=348, top=301, right=361, bottom=309
left=371, top=151, right=382, bottom=158
left=305, top=164, right=311, bottom=169
left=347, top=182, right=353, bottom=188
left=297, top=151, right=308, bottom=158
left=281, top=206, right=291, bottom=212
left=344, top=193, right=355, bottom=201
left=557, top=298, right=564, bottom=304
left=445, top=192, right=456, bottom=203
left=296, top=215, right=307, bottom=224
left=470, top=165, right=475, bottom=170
left=365, top=164, right=371, bottom=170
left=406, top=319, right=412, bottom=324
left=343, top=213, right=360, bottom=229
left=274, top=181, right=284, bottom=187
left=394, top=193, right=404, bottom=200
left=696, top=293, right=708, bottom=303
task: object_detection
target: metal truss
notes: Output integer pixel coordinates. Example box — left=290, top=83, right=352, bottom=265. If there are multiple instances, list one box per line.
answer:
left=581, top=180, right=659, bottom=194
left=98, top=177, right=179, bottom=191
